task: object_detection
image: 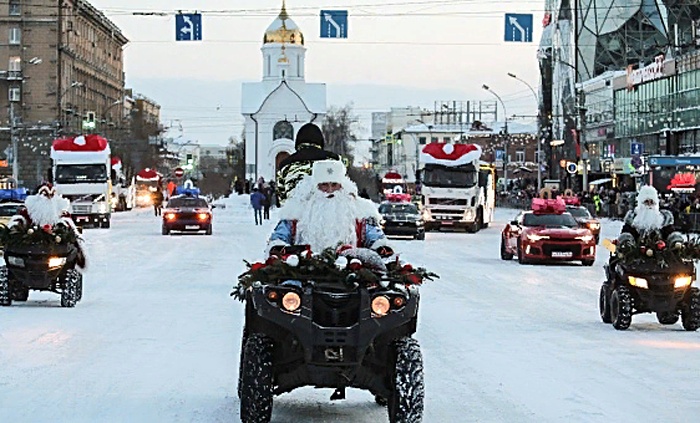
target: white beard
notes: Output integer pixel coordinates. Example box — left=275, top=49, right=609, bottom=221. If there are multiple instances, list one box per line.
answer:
left=24, top=195, right=67, bottom=227
left=633, top=206, right=664, bottom=233
left=295, top=189, right=359, bottom=252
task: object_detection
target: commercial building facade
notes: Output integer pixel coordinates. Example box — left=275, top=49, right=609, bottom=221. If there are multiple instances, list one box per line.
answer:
left=0, top=0, right=128, bottom=186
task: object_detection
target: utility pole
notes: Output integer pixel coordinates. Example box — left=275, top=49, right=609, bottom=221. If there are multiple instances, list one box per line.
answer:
left=508, top=72, right=541, bottom=190
left=10, top=101, right=17, bottom=182
left=579, top=89, right=588, bottom=191
left=483, top=85, right=508, bottom=190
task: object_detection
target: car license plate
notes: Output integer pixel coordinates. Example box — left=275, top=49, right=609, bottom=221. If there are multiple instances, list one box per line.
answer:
left=186, top=225, right=200, bottom=230
left=398, top=222, right=405, bottom=226
left=441, top=221, right=453, bottom=225
left=551, top=251, right=573, bottom=258
left=77, top=217, right=88, bottom=221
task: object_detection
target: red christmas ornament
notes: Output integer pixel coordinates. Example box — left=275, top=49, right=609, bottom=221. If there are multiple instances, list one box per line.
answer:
left=251, top=262, right=266, bottom=271
left=265, top=255, right=279, bottom=266
left=349, top=262, right=362, bottom=271
left=42, top=224, right=53, bottom=234
left=408, top=275, right=422, bottom=285
left=656, top=240, right=666, bottom=250
left=402, top=263, right=414, bottom=271
left=336, top=244, right=353, bottom=254
left=640, top=246, right=647, bottom=254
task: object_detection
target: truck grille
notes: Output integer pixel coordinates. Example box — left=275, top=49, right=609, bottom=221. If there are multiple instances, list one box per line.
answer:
left=312, top=292, right=360, bottom=328
left=429, top=198, right=467, bottom=206
left=72, top=205, right=91, bottom=214
left=430, top=208, right=464, bottom=215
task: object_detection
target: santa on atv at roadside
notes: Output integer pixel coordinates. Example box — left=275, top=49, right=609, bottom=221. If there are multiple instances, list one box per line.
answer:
left=8, top=183, right=86, bottom=268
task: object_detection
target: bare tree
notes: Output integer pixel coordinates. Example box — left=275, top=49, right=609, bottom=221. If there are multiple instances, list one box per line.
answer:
left=322, top=105, right=360, bottom=165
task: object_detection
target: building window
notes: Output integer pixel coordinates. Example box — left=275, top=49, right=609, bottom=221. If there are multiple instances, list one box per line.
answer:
left=281, top=69, right=285, bottom=78
left=516, top=151, right=525, bottom=163
left=419, top=137, right=427, bottom=145
left=9, top=27, right=21, bottom=44
left=273, top=120, right=294, bottom=140
left=8, top=87, right=20, bottom=102
left=266, top=56, right=271, bottom=76
left=296, top=56, right=301, bottom=77
left=431, top=137, right=438, bottom=143
left=443, top=137, right=451, bottom=143
left=9, top=0, right=20, bottom=16
left=8, top=56, right=20, bottom=71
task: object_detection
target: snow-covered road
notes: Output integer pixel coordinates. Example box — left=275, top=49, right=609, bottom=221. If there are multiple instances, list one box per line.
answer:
left=2, top=197, right=700, bottom=422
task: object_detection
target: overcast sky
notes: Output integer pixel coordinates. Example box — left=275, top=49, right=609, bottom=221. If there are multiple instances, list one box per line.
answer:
left=92, top=0, right=544, bottom=148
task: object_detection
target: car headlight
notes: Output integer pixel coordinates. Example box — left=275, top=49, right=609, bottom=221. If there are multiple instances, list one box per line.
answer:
left=48, top=257, right=67, bottom=269
left=576, top=235, right=594, bottom=242
left=629, top=276, right=648, bottom=289
left=282, top=292, right=301, bottom=312
left=371, top=295, right=391, bottom=317
left=166, top=213, right=176, bottom=220
left=380, top=218, right=387, bottom=226
left=422, top=209, right=432, bottom=221
left=7, top=256, right=24, bottom=267
left=527, top=234, right=549, bottom=241
left=674, top=276, right=693, bottom=289
left=589, top=222, right=600, bottom=230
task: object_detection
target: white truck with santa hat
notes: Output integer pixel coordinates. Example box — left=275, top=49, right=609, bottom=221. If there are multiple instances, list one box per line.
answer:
left=50, top=135, right=112, bottom=228
left=418, top=143, right=495, bottom=232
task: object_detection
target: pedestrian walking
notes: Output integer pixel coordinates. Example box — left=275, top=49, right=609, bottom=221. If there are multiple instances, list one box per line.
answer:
left=153, top=189, right=164, bottom=216
left=263, top=186, right=272, bottom=220
left=250, top=187, right=265, bottom=225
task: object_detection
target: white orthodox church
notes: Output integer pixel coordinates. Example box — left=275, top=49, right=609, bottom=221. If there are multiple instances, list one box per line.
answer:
left=241, top=1, right=327, bottom=182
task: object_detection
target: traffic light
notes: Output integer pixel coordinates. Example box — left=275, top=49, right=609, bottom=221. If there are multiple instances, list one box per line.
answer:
left=186, top=154, right=193, bottom=164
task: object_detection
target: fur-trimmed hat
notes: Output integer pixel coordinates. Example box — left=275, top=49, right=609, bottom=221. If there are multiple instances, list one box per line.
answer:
left=37, top=183, right=56, bottom=198
left=312, top=160, right=346, bottom=185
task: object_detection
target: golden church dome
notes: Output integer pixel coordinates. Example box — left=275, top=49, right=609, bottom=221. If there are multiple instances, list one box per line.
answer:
left=264, top=1, right=304, bottom=46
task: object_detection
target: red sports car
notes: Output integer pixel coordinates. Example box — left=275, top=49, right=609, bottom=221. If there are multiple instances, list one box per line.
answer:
left=501, top=210, right=596, bottom=266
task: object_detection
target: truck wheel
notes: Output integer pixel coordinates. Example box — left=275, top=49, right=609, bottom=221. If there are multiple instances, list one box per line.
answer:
left=0, top=266, right=12, bottom=307
left=60, top=269, right=80, bottom=308
left=610, top=286, right=632, bottom=330
left=582, top=259, right=595, bottom=267
left=240, top=334, right=274, bottom=423
left=599, top=284, right=612, bottom=323
left=657, top=312, right=679, bottom=325
left=102, top=218, right=111, bottom=229
left=681, top=288, right=700, bottom=331
left=500, top=236, right=513, bottom=260
left=162, top=226, right=169, bottom=236
left=388, top=337, right=424, bottom=423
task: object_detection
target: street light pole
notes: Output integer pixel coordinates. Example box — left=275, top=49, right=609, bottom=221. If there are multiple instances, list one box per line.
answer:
left=508, top=73, right=542, bottom=190
left=483, top=84, right=509, bottom=191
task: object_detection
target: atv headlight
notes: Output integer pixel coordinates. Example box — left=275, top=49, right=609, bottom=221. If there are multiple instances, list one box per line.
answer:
left=527, top=234, right=549, bottom=242
left=7, top=256, right=24, bottom=267
left=48, top=257, right=66, bottom=269
left=282, top=292, right=301, bottom=312
left=576, top=235, right=594, bottom=242
left=371, top=295, right=391, bottom=317
left=629, top=276, right=648, bottom=289
left=674, top=276, right=693, bottom=289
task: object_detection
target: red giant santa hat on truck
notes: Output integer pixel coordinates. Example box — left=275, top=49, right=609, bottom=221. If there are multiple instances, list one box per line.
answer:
left=421, top=143, right=482, bottom=166
left=51, top=134, right=110, bottom=160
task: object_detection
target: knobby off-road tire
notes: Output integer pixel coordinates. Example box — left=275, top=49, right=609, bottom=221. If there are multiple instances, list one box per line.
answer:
left=610, top=286, right=633, bottom=330
left=13, top=287, right=29, bottom=302
left=500, top=236, right=513, bottom=260
left=599, top=284, right=612, bottom=324
left=0, top=266, right=11, bottom=306
left=237, top=327, right=249, bottom=399
left=657, top=312, right=680, bottom=325
left=240, top=334, right=274, bottom=423
left=60, top=269, right=81, bottom=308
left=682, top=288, right=700, bottom=332
left=388, top=337, right=425, bottom=423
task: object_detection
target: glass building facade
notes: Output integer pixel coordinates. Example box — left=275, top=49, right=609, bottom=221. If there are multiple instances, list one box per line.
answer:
left=615, top=52, right=700, bottom=156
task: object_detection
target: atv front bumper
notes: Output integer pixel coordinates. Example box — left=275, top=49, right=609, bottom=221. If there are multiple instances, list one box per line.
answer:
left=246, top=284, right=419, bottom=396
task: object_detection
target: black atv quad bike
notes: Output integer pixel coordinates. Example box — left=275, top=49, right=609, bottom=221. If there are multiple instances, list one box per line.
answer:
left=600, top=260, right=700, bottom=331
left=0, top=243, right=83, bottom=307
left=238, top=247, right=425, bottom=423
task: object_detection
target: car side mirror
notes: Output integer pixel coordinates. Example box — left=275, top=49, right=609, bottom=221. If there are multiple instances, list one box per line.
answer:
left=510, top=220, right=518, bottom=226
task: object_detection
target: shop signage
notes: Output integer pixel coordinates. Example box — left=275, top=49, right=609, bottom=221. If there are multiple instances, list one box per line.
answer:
left=627, top=55, right=666, bottom=89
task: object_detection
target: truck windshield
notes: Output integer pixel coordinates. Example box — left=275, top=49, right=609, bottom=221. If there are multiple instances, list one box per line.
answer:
left=422, top=165, right=477, bottom=188
left=56, top=165, right=108, bottom=183
left=524, top=213, right=578, bottom=228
